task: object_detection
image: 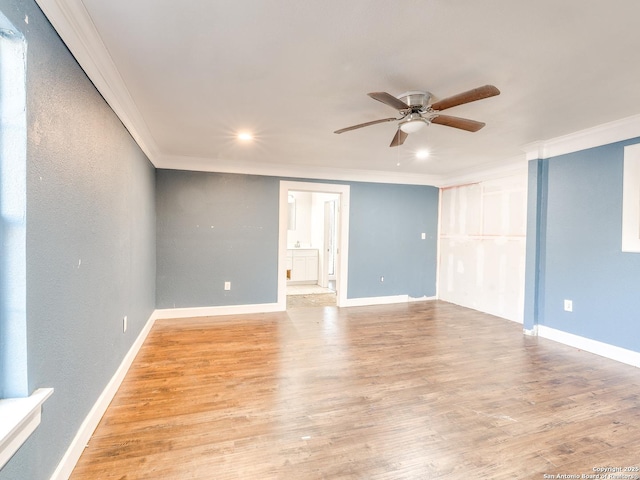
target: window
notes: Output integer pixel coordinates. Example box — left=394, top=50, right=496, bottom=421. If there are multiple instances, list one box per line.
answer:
left=0, top=11, right=53, bottom=470
left=1, top=9, right=28, bottom=400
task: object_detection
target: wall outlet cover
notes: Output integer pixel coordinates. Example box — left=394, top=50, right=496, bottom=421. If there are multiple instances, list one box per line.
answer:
left=564, top=299, right=573, bottom=312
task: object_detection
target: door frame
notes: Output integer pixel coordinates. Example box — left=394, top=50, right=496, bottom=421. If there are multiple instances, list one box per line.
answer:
left=278, top=181, right=350, bottom=308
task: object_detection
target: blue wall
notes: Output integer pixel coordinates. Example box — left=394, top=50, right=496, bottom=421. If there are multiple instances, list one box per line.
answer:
left=0, top=0, right=156, bottom=478
left=525, top=138, right=640, bottom=352
left=156, top=170, right=440, bottom=307
left=348, top=182, right=439, bottom=299
left=156, top=170, right=279, bottom=308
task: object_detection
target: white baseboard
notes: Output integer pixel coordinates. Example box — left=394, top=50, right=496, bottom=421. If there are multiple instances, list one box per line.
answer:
left=340, top=295, right=437, bottom=308
left=153, top=302, right=283, bottom=320
left=50, top=311, right=158, bottom=480
left=538, top=325, right=640, bottom=368
left=408, top=295, right=437, bottom=302
left=341, top=295, right=409, bottom=307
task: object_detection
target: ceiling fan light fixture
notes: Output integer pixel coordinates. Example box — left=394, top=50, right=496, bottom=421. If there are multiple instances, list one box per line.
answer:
left=399, top=114, right=427, bottom=134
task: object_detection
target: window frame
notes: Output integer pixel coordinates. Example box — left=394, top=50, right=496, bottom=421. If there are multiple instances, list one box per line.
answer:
left=0, top=12, right=54, bottom=469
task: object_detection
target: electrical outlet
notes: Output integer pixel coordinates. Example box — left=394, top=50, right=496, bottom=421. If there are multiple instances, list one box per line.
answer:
left=224, top=281, right=231, bottom=291
left=421, top=232, right=426, bottom=239
left=564, top=299, right=573, bottom=312
left=123, top=315, right=128, bottom=333
left=380, top=276, right=384, bottom=282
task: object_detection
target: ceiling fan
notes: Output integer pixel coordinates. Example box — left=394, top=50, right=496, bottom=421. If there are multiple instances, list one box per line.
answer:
left=334, top=85, right=500, bottom=147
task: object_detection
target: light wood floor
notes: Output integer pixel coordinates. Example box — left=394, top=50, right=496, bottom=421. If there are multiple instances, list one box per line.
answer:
left=70, top=301, right=640, bottom=479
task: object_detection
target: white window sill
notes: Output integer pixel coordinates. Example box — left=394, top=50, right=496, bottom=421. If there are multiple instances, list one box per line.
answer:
left=0, top=388, right=54, bottom=470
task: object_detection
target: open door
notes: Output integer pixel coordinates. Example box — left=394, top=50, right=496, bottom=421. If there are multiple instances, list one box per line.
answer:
left=278, top=181, right=350, bottom=309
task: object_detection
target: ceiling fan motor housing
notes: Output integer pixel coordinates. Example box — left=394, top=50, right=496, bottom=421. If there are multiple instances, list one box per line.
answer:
left=397, top=91, right=433, bottom=133
left=397, top=91, right=432, bottom=110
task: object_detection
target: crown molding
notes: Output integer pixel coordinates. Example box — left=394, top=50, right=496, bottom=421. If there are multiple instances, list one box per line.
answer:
left=523, top=113, right=640, bottom=160
left=35, top=0, right=161, bottom=163
left=33, top=0, right=524, bottom=187
left=33, top=0, right=529, bottom=188
left=157, top=152, right=534, bottom=188
left=437, top=155, right=527, bottom=188
left=43, top=0, right=638, bottom=187
left=155, top=153, right=445, bottom=186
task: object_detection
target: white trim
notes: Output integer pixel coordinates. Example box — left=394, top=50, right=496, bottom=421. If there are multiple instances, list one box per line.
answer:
left=159, top=153, right=534, bottom=189
left=435, top=187, right=442, bottom=300
left=279, top=181, right=350, bottom=308
left=153, top=303, right=282, bottom=320
left=50, top=311, right=157, bottom=480
left=34, top=0, right=445, bottom=187
left=341, top=295, right=410, bottom=308
left=622, top=143, right=640, bottom=252
left=33, top=0, right=640, bottom=187
left=523, top=113, right=640, bottom=160
left=438, top=155, right=527, bottom=188
left=538, top=325, right=640, bottom=369
left=0, top=388, right=54, bottom=470
left=159, top=154, right=442, bottom=187
left=408, top=295, right=437, bottom=303
left=34, top=0, right=160, bottom=164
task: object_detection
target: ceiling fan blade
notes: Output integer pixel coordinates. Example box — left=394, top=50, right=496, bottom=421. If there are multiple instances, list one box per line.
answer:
left=390, top=129, right=408, bottom=147
left=334, top=117, right=397, bottom=134
left=431, top=114, right=486, bottom=132
left=430, top=85, right=500, bottom=112
left=368, top=92, right=410, bottom=111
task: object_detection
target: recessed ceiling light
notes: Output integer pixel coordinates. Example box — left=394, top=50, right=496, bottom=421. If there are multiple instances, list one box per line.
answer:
left=416, top=149, right=430, bottom=160
left=237, top=132, right=253, bottom=141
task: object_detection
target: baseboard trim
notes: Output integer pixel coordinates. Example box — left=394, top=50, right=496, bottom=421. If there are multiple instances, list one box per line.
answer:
left=153, top=302, right=283, bottom=320
left=342, top=295, right=409, bottom=307
left=538, top=325, right=640, bottom=368
left=50, top=311, right=158, bottom=480
left=408, top=295, right=437, bottom=303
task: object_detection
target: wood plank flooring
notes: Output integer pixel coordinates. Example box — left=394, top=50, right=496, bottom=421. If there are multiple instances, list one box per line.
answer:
left=70, top=301, right=640, bottom=479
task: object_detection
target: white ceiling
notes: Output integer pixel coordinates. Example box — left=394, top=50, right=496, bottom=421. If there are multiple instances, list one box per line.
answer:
left=36, top=0, right=640, bottom=185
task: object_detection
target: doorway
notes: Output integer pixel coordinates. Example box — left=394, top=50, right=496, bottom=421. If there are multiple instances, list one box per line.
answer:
left=278, top=181, right=350, bottom=310
left=285, top=192, right=338, bottom=308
